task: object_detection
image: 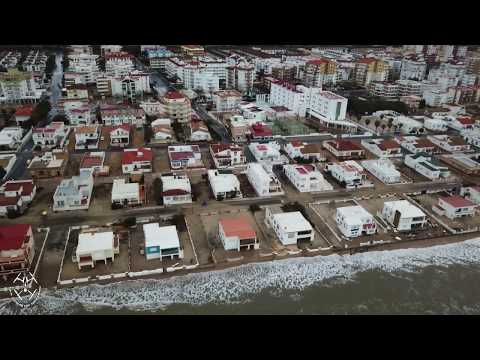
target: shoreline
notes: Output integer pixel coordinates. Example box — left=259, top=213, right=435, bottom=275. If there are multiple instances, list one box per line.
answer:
left=2, top=230, right=477, bottom=302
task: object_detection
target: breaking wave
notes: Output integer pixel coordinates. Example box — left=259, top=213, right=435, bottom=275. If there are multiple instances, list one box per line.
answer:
left=2, top=238, right=480, bottom=315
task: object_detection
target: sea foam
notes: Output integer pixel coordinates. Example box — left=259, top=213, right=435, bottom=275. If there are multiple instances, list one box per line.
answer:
left=1, top=238, right=480, bottom=315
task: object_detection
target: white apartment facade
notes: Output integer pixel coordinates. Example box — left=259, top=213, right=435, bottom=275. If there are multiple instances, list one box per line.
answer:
left=361, top=159, right=402, bottom=184
left=265, top=208, right=314, bottom=245
left=246, top=162, right=283, bottom=197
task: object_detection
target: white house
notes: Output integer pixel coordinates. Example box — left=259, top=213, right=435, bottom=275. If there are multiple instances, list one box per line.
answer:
left=360, top=138, right=402, bottom=158
left=396, top=136, right=436, bottom=154
left=246, top=162, right=283, bottom=197
left=53, top=169, right=94, bottom=212
left=121, top=148, right=153, bottom=174
left=79, top=152, right=107, bottom=175
left=207, top=170, right=242, bottom=200
left=324, top=161, right=370, bottom=189
left=432, top=195, right=477, bottom=220
left=32, top=122, right=69, bottom=149
left=335, top=205, right=377, bottom=238
left=266, top=208, right=314, bottom=245
left=381, top=200, right=427, bottom=231
left=75, top=230, right=119, bottom=270
left=460, top=186, right=480, bottom=205
left=218, top=217, right=259, bottom=251
left=139, top=100, right=164, bottom=116
left=424, top=118, right=448, bottom=132
left=111, top=179, right=141, bottom=207
left=160, top=173, right=192, bottom=205
left=189, top=120, right=211, bottom=141
left=151, top=118, right=173, bottom=141
left=210, top=144, right=246, bottom=169
left=74, top=125, right=100, bottom=150
left=167, top=145, right=204, bottom=169
left=428, top=135, right=471, bottom=153
left=283, top=164, right=333, bottom=192
left=0, top=180, right=36, bottom=217
left=143, top=223, right=184, bottom=261
left=404, top=153, right=450, bottom=180
left=109, top=124, right=130, bottom=147
left=248, top=142, right=286, bottom=165
left=361, top=159, right=402, bottom=184
left=284, top=141, right=325, bottom=162
left=322, top=139, right=365, bottom=160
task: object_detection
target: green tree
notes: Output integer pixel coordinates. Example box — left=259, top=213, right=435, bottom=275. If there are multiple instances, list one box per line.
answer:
left=374, top=120, right=381, bottom=130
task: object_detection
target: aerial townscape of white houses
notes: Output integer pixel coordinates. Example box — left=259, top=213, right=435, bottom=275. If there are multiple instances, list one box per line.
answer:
left=1, top=44, right=480, bottom=287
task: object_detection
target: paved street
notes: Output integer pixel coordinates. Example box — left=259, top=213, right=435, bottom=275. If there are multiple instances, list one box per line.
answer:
left=192, top=103, right=231, bottom=143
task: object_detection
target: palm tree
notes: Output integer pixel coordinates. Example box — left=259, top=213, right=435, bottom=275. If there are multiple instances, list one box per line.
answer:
left=364, top=118, right=371, bottom=128
left=381, top=124, right=387, bottom=133
left=374, top=120, right=381, bottom=131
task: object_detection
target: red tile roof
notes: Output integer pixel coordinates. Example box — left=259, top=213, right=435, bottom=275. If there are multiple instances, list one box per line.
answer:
left=251, top=123, right=273, bottom=137
left=378, top=139, right=401, bottom=151
left=440, top=195, right=475, bottom=208
left=14, top=106, right=34, bottom=117
left=80, top=154, right=104, bottom=169
left=328, top=140, right=362, bottom=151
left=164, top=91, right=185, bottom=100
left=219, top=217, right=256, bottom=240
left=170, top=151, right=194, bottom=161
left=2, top=180, right=35, bottom=196
left=414, top=138, right=435, bottom=148
left=122, top=148, right=153, bottom=165
left=210, top=143, right=242, bottom=154
left=307, top=59, right=330, bottom=66
left=457, top=116, right=474, bottom=125
left=0, top=195, right=21, bottom=207
left=0, top=224, right=31, bottom=251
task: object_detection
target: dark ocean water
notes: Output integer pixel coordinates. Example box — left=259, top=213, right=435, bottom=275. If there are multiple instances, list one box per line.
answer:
left=2, top=239, right=480, bottom=315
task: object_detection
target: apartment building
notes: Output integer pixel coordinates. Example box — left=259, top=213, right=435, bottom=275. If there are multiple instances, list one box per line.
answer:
left=400, top=58, right=427, bottom=80
left=28, top=150, right=68, bottom=179
left=226, top=60, right=255, bottom=93
left=0, top=69, right=44, bottom=104
left=308, top=91, right=348, bottom=126
left=303, top=58, right=337, bottom=87
left=368, top=82, right=399, bottom=99
left=100, top=106, right=146, bottom=127
left=269, top=80, right=321, bottom=117
left=354, top=58, right=389, bottom=87
left=74, top=125, right=100, bottom=150
left=105, top=52, right=135, bottom=77
left=162, top=91, right=191, bottom=124
left=67, top=53, right=99, bottom=84
left=213, top=90, right=242, bottom=112
left=110, top=71, right=151, bottom=104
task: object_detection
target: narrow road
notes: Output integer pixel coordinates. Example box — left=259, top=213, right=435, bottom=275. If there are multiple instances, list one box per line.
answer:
left=193, top=103, right=231, bottom=143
